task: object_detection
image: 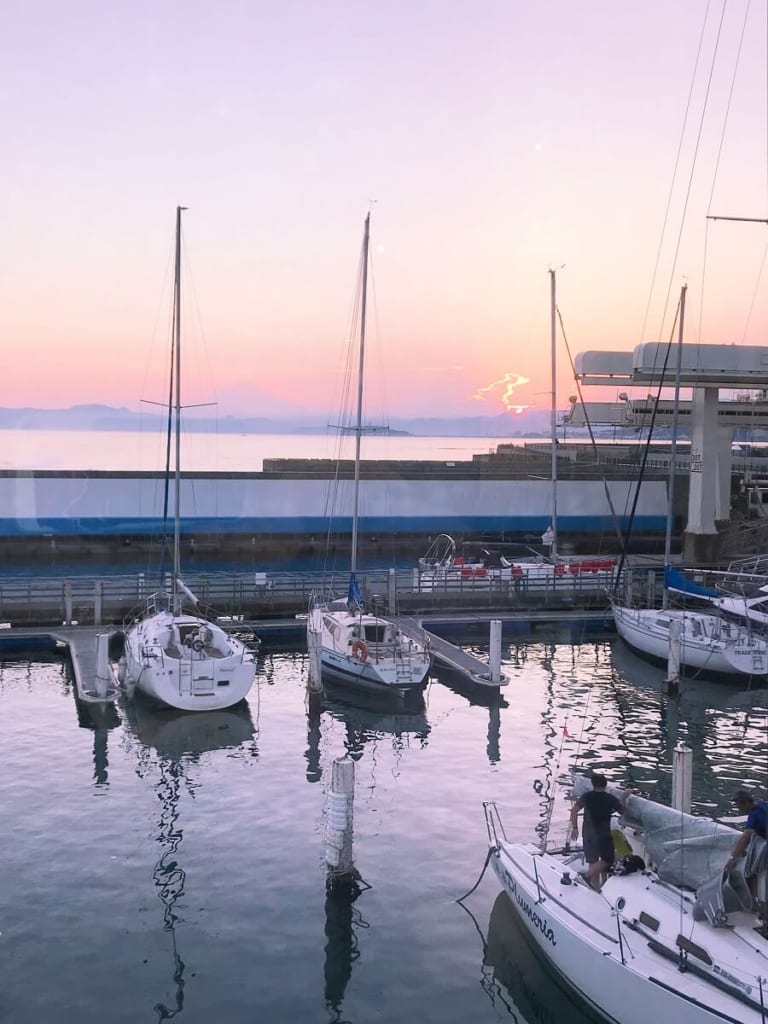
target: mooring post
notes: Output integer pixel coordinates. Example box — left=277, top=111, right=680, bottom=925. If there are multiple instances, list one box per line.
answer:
left=137, top=572, right=145, bottom=601
left=325, top=757, right=356, bottom=889
left=671, top=741, right=692, bottom=814
left=666, top=617, right=681, bottom=695
left=94, top=633, right=111, bottom=698
left=388, top=568, right=396, bottom=615
left=94, top=580, right=103, bottom=626
left=489, top=619, right=502, bottom=682
left=647, top=569, right=655, bottom=608
left=63, top=582, right=73, bottom=626
left=307, top=613, right=324, bottom=694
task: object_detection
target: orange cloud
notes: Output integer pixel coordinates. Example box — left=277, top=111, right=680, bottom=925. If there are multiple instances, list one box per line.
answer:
left=472, top=373, right=531, bottom=412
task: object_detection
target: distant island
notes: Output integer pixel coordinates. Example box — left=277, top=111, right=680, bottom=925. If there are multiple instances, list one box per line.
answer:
left=0, top=403, right=558, bottom=438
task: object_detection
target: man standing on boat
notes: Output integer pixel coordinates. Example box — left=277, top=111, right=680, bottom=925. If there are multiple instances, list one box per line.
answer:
left=570, top=774, right=628, bottom=891
left=726, top=789, right=767, bottom=900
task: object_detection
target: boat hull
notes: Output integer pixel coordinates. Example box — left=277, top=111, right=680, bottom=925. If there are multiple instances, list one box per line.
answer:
left=491, top=842, right=763, bottom=1024
left=611, top=604, right=768, bottom=678
left=122, top=611, right=256, bottom=712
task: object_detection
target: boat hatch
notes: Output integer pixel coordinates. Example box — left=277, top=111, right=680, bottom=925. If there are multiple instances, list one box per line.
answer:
left=676, top=934, right=713, bottom=966
left=638, top=911, right=659, bottom=931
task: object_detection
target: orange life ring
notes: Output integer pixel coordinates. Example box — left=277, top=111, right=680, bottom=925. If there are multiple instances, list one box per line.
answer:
left=351, top=639, right=368, bottom=662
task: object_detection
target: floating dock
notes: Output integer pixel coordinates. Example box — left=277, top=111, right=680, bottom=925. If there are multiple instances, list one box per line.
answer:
left=0, top=625, right=118, bottom=703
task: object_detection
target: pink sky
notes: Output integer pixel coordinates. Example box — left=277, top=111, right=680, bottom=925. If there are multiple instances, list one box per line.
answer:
left=1, top=1, right=766, bottom=419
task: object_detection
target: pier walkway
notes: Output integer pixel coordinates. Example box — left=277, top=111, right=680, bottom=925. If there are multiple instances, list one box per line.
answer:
left=1, top=625, right=118, bottom=704
left=396, top=616, right=507, bottom=689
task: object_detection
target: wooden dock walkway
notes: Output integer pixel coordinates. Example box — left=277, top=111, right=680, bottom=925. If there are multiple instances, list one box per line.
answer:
left=396, top=617, right=508, bottom=689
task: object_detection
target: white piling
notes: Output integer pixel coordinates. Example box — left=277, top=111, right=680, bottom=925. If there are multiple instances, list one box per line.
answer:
left=307, top=614, right=324, bottom=694
left=489, top=619, right=502, bottom=682
left=94, top=633, right=112, bottom=698
left=666, top=617, right=681, bottom=692
left=325, top=757, right=356, bottom=889
left=388, top=568, right=397, bottom=614
left=94, top=580, right=103, bottom=626
left=671, top=741, right=692, bottom=814
left=137, top=572, right=145, bottom=600
left=63, top=582, right=73, bottom=626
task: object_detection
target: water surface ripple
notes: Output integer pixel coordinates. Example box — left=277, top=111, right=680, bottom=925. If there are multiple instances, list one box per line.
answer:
left=1, top=633, right=766, bottom=1023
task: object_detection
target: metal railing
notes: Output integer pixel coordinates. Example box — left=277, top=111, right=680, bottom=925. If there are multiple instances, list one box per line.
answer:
left=0, top=566, right=620, bottom=627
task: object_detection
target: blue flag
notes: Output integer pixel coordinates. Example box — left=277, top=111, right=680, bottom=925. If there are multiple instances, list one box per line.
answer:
left=347, top=573, right=363, bottom=608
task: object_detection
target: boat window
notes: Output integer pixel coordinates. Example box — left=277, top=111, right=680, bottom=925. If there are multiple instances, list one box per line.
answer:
left=638, top=911, right=659, bottom=932
left=363, top=625, right=387, bottom=644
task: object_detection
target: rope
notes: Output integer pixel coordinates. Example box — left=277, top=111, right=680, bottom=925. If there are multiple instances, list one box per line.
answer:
left=455, top=846, right=494, bottom=904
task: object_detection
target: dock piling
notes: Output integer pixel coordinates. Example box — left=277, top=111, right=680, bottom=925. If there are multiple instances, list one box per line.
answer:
left=307, top=616, right=323, bottom=694
left=672, top=742, right=692, bottom=814
left=666, top=618, right=681, bottom=694
left=489, top=619, right=502, bottom=682
left=94, top=633, right=112, bottom=698
left=325, top=757, right=356, bottom=890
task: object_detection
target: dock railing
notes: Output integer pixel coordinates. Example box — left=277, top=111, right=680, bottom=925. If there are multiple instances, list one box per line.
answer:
left=0, top=566, right=620, bottom=627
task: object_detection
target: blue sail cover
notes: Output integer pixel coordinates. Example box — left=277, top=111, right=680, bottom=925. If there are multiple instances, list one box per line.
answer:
left=664, top=565, right=719, bottom=598
left=347, top=573, right=363, bottom=608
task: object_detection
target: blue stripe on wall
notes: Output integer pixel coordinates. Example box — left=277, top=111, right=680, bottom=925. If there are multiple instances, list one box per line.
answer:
left=0, top=515, right=669, bottom=536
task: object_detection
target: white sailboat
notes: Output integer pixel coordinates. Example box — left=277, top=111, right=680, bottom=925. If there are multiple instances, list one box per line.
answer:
left=610, top=285, right=768, bottom=680
left=307, top=212, right=431, bottom=698
left=119, top=207, right=257, bottom=711
left=485, top=784, right=768, bottom=1024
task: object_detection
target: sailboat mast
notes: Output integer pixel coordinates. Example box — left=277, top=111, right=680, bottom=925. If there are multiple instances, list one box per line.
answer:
left=172, top=206, right=184, bottom=609
left=350, top=212, right=370, bottom=575
left=662, top=284, right=686, bottom=608
left=549, top=268, right=558, bottom=560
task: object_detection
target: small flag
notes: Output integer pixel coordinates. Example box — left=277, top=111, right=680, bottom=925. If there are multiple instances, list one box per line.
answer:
left=562, top=725, right=571, bottom=738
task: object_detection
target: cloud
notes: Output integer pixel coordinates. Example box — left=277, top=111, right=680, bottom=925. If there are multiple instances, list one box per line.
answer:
left=472, top=372, right=531, bottom=411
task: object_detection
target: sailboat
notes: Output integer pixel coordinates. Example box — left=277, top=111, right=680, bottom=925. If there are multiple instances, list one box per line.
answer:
left=610, top=286, right=768, bottom=680
left=119, top=207, right=258, bottom=711
left=484, top=779, right=768, bottom=1024
left=307, top=213, right=431, bottom=698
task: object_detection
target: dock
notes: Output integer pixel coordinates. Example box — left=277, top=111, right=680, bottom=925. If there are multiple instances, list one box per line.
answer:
left=0, top=624, right=119, bottom=703
left=396, top=616, right=508, bottom=689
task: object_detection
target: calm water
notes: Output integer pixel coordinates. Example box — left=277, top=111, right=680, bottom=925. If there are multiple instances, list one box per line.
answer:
left=2, top=630, right=766, bottom=1024
left=0, top=429, right=517, bottom=472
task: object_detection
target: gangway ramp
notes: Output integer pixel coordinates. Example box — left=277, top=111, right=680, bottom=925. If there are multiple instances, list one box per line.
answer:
left=0, top=624, right=119, bottom=703
left=396, top=617, right=508, bottom=689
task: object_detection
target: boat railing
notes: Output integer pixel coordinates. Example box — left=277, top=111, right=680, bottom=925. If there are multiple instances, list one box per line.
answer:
left=483, top=801, right=508, bottom=846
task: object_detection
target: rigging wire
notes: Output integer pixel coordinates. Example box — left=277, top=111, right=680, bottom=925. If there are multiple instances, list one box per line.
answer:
left=557, top=307, right=626, bottom=554
left=613, top=299, right=682, bottom=590
left=699, top=0, right=752, bottom=343
left=640, top=0, right=714, bottom=345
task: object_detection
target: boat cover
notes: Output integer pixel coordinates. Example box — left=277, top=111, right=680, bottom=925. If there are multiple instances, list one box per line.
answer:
left=573, top=776, right=736, bottom=889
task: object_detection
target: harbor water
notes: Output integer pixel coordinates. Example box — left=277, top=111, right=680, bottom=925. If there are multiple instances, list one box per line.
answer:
left=2, top=626, right=766, bottom=1023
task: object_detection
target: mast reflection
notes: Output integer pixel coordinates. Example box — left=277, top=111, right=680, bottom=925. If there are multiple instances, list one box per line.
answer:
left=123, top=698, right=256, bottom=1021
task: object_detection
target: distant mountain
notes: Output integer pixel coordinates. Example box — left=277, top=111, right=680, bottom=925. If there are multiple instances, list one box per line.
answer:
left=0, top=404, right=558, bottom=437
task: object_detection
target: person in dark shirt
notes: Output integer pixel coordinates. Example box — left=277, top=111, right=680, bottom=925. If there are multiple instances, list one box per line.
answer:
left=726, top=789, right=767, bottom=894
left=570, top=774, right=628, bottom=891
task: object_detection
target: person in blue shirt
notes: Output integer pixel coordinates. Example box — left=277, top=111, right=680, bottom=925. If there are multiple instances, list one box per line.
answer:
left=726, top=790, right=767, bottom=895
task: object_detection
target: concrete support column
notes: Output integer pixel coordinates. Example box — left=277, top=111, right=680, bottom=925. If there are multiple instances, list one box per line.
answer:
left=716, top=428, right=734, bottom=523
left=684, top=386, right=720, bottom=562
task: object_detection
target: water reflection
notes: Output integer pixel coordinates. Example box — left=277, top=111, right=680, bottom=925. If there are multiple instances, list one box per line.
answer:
left=75, top=700, right=121, bottom=788
left=484, top=891, right=603, bottom=1023
left=122, top=699, right=256, bottom=1020
left=323, top=878, right=370, bottom=1023
left=304, top=684, right=430, bottom=783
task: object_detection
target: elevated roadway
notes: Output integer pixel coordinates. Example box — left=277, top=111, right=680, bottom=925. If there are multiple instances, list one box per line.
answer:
left=572, top=343, right=768, bottom=560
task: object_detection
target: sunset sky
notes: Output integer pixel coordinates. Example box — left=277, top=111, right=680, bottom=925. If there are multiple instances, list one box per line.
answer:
left=2, top=0, right=767, bottom=419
